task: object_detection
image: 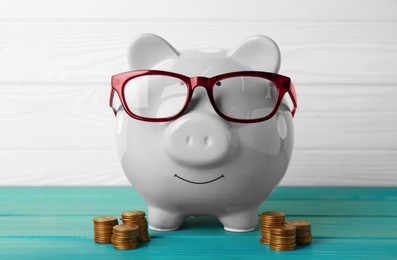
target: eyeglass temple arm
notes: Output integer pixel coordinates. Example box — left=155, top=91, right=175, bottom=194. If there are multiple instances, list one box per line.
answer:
left=288, top=81, right=298, bottom=117
left=110, top=75, right=125, bottom=116
left=109, top=85, right=117, bottom=116
left=109, top=76, right=117, bottom=116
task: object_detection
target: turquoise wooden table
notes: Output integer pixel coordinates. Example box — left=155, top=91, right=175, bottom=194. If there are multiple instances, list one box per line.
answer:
left=1, top=187, right=396, bottom=259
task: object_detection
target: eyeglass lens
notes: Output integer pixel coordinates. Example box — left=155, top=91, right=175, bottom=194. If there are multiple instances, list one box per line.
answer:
left=124, top=75, right=188, bottom=118
left=213, top=76, right=277, bottom=120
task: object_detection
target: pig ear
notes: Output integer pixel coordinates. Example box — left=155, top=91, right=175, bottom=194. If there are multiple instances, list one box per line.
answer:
left=228, top=35, right=281, bottom=73
left=127, top=34, right=180, bottom=70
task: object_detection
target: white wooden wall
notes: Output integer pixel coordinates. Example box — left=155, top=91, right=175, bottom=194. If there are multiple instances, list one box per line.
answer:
left=1, top=0, right=396, bottom=186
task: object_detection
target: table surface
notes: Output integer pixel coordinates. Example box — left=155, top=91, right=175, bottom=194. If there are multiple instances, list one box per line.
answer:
left=1, top=187, right=396, bottom=259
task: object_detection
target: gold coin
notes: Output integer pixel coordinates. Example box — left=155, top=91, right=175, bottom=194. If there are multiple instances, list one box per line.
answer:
left=95, top=240, right=112, bottom=243
left=113, top=229, right=139, bottom=234
left=93, top=216, right=118, bottom=223
left=111, top=237, right=137, bottom=242
left=260, top=219, right=285, bottom=224
left=259, top=238, right=269, bottom=244
left=270, top=235, right=296, bottom=241
left=94, top=224, right=118, bottom=229
left=94, top=233, right=113, bottom=237
left=297, top=236, right=312, bottom=241
left=270, top=239, right=296, bottom=245
left=296, top=230, right=311, bottom=234
left=112, top=244, right=139, bottom=250
left=270, top=224, right=296, bottom=234
left=94, top=229, right=115, bottom=233
left=298, top=240, right=312, bottom=245
left=261, top=212, right=286, bottom=217
left=112, top=233, right=138, bottom=239
left=270, top=239, right=296, bottom=243
left=113, top=233, right=139, bottom=238
left=297, top=237, right=312, bottom=242
left=285, top=220, right=311, bottom=228
left=113, top=224, right=139, bottom=232
left=123, top=222, right=147, bottom=227
left=121, top=210, right=146, bottom=218
left=94, top=223, right=116, bottom=227
left=270, top=244, right=296, bottom=251
left=112, top=242, right=139, bottom=247
left=297, top=238, right=312, bottom=243
left=260, top=219, right=284, bottom=223
left=121, top=218, right=145, bottom=222
left=297, top=232, right=312, bottom=237
left=94, top=225, right=117, bottom=232
left=94, top=240, right=111, bottom=244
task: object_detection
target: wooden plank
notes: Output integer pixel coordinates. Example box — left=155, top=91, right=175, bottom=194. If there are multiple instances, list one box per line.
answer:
left=1, top=150, right=397, bottom=186
left=1, top=107, right=396, bottom=150
left=1, top=0, right=396, bottom=21
left=0, top=150, right=127, bottom=186
left=260, top=200, right=397, bottom=217
left=0, top=84, right=115, bottom=150
left=268, top=187, right=397, bottom=200
left=297, top=84, right=397, bottom=113
left=6, top=198, right=397, bottom=217
left=0, top=237, right=396, bottom=259
left=1, top=187, right=396, bottom=216
left=1, top=215, right=396, bottom=238
left=1, top=187, right=396, bottom=202
left=283, top=150, right=397, bottom=186
left=1, top=83, right=397, bottom=150
left=294, top=113, right=397, bottom=150
left=0, top=21, right=396, bottom=85
left=3, top=83, right=397, bottom=114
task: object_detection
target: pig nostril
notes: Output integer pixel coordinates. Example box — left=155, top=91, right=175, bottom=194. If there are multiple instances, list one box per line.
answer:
left=186, top=136, right=193, bottom=145
left=204, top=136, right=211, bottom=146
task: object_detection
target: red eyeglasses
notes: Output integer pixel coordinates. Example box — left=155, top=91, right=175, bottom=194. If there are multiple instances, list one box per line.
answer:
left=110, top=70, right=297, bottom=123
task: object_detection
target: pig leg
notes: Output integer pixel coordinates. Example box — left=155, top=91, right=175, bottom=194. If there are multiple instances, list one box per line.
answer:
left=218, top=208, right=258, bottom=232
left=148, top=206, right=185, bottom=231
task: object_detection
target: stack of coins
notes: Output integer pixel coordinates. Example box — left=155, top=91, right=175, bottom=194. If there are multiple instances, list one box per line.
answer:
left=111, top=224, right=140, bottom=250
left=121, top=210, right=150, bottom=242
left=93, top=216, right=118, bottom=244
left=259, top=212, right=286, bottom=244
left=286, top=220, right=312, bottom=245
left=269, top=224, right=297, bottom=251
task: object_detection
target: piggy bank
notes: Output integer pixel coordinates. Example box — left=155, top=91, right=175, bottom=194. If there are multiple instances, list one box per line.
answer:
left=110, top=34, right=297, bottom=232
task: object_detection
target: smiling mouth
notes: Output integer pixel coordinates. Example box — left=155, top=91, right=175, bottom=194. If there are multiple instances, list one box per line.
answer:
left=174, top=174, right=224, bottom=184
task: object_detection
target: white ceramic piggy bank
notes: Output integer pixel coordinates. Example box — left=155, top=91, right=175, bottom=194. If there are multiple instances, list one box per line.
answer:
left=110, top=34, right=297, bottom=232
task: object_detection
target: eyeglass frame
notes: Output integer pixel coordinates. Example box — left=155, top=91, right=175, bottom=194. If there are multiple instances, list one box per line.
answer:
left=110, top=70, right=297, bottom=123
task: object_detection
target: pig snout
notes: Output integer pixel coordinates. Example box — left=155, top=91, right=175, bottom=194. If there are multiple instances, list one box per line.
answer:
left=164, top=113, right=233, bottom=167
